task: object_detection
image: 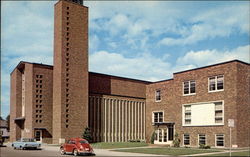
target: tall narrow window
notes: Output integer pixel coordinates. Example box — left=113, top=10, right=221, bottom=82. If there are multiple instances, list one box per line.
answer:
left=216, top=134, right=224, bottom=147
left=209, top=75, right=224, bottom=92
left=183, top=80, right=196, bottom=95
left=184, top=105, right=191, bottom=124
left=184, top=134, right=190, bottom=145
left=155, top=90, right=161, bottom=102
left=199, top=134, right=206, bottom=145
left=215, top=102, right=223, bottom=124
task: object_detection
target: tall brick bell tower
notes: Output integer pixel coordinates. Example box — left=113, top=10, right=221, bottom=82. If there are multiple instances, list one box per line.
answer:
left=53, top=0, right=88, bottom=144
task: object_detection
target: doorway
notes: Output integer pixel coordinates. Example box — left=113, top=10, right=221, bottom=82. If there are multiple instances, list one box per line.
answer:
left=154, top=124, right=174, bottom=144
left=35, top=130, right=42, bottom=142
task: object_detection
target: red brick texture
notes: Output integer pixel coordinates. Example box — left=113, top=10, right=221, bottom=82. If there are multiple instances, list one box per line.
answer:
left=146, top=61, right=249, bottom=148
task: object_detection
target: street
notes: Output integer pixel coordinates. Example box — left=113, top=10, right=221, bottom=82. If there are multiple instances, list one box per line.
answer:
left=0, top=145, right=163, bottom=157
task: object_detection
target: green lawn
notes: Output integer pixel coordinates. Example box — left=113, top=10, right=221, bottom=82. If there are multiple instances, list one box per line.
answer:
left=206, top=150, right=250, bottom=156
left=91, top=142, right=148, bottom=149
left=114, top=147, right=222, bottom=156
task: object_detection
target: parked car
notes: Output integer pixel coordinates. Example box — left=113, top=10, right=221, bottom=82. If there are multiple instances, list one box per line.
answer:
left=11, top=138, right=41, bottom=150
left=60, top=138, right=95, bottom=156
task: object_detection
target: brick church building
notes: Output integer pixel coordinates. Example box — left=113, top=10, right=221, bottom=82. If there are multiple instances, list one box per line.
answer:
left=10, top=0, right=249, bottom=148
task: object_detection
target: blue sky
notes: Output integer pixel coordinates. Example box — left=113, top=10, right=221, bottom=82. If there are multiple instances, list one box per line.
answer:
left=1, top=1, right=249, bottom=119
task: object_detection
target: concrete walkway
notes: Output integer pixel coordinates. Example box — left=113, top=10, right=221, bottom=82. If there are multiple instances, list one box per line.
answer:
left=184, top=149, right=249, bottom=156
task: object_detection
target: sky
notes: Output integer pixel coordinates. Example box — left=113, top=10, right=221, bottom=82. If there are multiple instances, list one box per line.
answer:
left=1, top=1, right=249, bottom=119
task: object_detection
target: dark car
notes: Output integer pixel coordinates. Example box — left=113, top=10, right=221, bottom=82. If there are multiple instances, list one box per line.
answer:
left=60, top=138, right=95, bottom=156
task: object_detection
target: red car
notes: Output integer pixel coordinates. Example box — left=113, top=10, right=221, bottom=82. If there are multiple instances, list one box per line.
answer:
left=60, top=138, right=95, bottom=156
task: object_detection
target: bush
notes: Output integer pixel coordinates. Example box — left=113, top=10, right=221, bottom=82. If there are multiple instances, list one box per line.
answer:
left=150, top=132, right=155, bottom=144
left=173, top=133, right=180, bottom=147
left=199, top=144, right=211, bottom=149
left=82, top=127, right=93, bottom=143
left=128, top=139, right=141, bottom=142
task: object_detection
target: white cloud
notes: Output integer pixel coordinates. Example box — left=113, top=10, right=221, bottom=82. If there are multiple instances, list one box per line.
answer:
left=177, top=45, right=250, bottom=67
left=89, top=45, right=249, bottom=83
left=159, top=3, right=250, bottom=46
left=89, top=51, right=172, bottom=81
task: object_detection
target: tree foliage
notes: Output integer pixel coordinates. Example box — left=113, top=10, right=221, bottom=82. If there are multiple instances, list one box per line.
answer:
left=82, top=127, right=93, bottom=143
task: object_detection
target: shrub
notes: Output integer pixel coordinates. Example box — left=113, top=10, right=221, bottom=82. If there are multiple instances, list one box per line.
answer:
left=173, top=132, right=180, bottom=147
left=199, top=144, right=211, bottom=149
left=150, top=132, right=155, bottom=144
left=128, top=139, right=141, bottom=142
left=82, top=127, right=93, bottom=143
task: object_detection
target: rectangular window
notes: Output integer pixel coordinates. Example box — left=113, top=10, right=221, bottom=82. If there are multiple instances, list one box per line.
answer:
left=184, top=134, right=190, bottom=145
left=183, top=101, right=224, bottom=126
left=209, top=75, right=224, bottom=92
left=183, top=80, right=196, bottom=95
left=153, top=112, right=163, bottom=123
left=215, top=102, right=223, bottom=124
left=199, top=134, right=206, bottom=145
left=155, top=90, right=161, bottom=102
left=184, top=105, right=191, bottom=124
left=216, top=134, right=224, bottom=147
left=163, top=129, right=167, bottom=142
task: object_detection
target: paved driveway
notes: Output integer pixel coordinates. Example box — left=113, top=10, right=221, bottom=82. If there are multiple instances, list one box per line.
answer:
left=1, top=144, right=164, bottom=157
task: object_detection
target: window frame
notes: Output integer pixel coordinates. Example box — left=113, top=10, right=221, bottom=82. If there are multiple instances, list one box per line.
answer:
left=198, top=134, right=206, bottom=146
left=182, top=100, right=224, bottom=126
left=183, top=80, right=196, bottom=96
left=183, top=134, right=190, bottom=146
left=215, top=134, right=225, bottom=147
left=155, top=89, right=161, bottom=102
left=208, top=75, right=224, bottom=92
left=152, top=111, right=164, bottom=124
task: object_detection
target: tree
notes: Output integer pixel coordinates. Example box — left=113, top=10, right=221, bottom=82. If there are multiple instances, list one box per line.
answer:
left=82, top=127, right=93, bottom=143
left=0, top=116, right=3, bottom=120
left=173, top=132, right=181, bottom=147
left=6, top=115, right=10, bottom=131
left=150, top=131, right=155, bottom=144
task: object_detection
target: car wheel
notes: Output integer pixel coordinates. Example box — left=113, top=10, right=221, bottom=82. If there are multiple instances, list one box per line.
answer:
left=73, top=149, right=78, bottom=156
left=60, top=147, right=65, bottom=155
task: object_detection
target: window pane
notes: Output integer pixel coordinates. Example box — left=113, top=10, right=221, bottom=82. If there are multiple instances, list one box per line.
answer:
left=199, top=135, right=206, bottom=145
left=159, top=112, right=163, bottom=122
left=209, top=77, right=216, bottom=91
left=155, top=90, right=161, bottom=101
left=163, top=129, right=167, bottom=142
left=184, top=134, right=190, bottom=145
left=216, top=135, right=224, bottom=146
left=168, top=125, right=174, bottom=140
left=190, top=81, right=196, bottom=93
left=184, top=82, right=189, bottom=94
left=217, top=76, right=224, bottom=90
left=154, top=113, right=158, bottom=122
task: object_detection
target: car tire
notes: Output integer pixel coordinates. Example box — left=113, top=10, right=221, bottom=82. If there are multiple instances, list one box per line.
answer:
left=60, top=147, right=66, bottom=155
left=73, top=149, right=78, bottom=156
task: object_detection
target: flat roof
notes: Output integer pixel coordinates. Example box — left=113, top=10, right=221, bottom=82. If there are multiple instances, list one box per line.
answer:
left=89, top=72, right=152, bottom=84
left=154, top=59, right=249, bottom=83
left=10, top=61, right=53, bottom=74
left=174, top=59, right=249, bottom=75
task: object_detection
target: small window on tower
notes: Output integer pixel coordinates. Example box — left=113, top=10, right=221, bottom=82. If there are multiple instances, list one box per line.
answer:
left=67, top=27, right=69, bottom=31
left=67, top=17, right=69, bottom=20
left=67, top=7, right=69, bottom=10
left=66, top=22, right=69, bottom=25
left=67, top=12, right=69, bottom=15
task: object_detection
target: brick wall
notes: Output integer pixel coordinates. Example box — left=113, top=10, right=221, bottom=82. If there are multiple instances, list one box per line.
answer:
left=146, top=61, right=249, bottom=147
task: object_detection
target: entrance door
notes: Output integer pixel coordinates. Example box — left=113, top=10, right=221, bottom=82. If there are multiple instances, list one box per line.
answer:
left=154, top=129, right=168, bottom=144
left=154, top=125, right=174, bottom=144
left=35, top=130, right=42, bottom=142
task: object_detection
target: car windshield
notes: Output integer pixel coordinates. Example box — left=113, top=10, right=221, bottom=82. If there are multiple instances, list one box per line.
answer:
left=79, top=140, right=88, bottom=144
left=22, top=138, right=36, bottom=142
